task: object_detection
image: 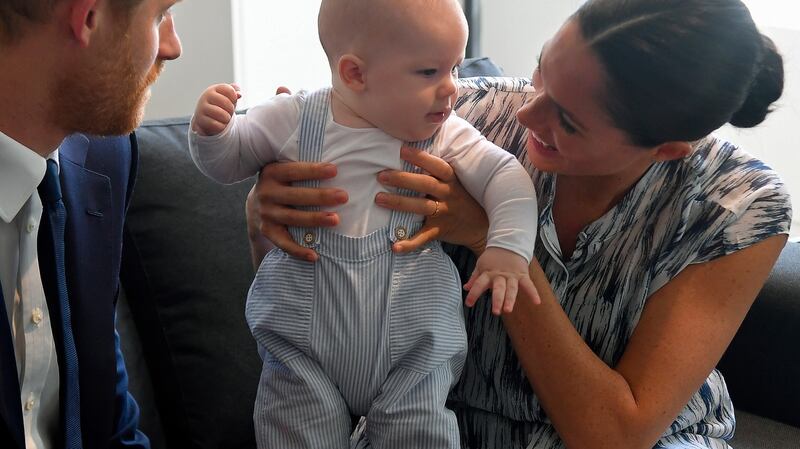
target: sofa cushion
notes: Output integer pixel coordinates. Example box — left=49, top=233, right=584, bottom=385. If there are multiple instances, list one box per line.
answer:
left=121, top=116, right=261, bottom=449
left=718, top=241, right=800, bottom=428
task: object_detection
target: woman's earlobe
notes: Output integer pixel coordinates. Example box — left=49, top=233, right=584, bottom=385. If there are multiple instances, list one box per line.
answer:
left=338, top=54, right=367, bottom=92
left=653, top=141, right=692, bottom=162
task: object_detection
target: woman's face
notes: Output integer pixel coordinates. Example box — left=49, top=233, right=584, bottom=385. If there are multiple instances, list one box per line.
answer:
left=516, top=20, right=657, bottom=179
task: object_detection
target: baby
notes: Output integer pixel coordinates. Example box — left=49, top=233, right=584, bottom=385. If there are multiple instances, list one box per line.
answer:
left=189, top=0, right=538, bottom=447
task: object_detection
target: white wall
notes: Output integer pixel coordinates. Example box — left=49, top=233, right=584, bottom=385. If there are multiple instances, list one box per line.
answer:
left=714, top=26, right=800, bottom=239
left=231, top=0, right=329, bottom=110
left=145, top=1, right=234, bottom=120
left=480, top=1, right=578, bottom=77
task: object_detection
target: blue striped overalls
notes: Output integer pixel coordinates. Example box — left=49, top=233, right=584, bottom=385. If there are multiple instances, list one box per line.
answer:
left=247, top=88, right=467, bottom=449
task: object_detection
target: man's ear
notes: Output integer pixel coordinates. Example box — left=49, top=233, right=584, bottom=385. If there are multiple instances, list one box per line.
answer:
left=68, top=0, right=100, bottom=47
left=338, top=54, right=367, bottom=92
left=653, top=141, right=692, bottom=162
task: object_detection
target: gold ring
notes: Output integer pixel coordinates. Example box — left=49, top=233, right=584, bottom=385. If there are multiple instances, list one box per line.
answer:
left=431, top=200, right=440, bottom=218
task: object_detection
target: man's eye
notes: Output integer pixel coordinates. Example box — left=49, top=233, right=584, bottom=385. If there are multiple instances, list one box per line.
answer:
left=418, top=69, right=438, bottom=77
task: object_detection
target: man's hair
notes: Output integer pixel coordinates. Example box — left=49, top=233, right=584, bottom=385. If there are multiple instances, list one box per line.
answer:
left=0, top=0, right=144, bottom=44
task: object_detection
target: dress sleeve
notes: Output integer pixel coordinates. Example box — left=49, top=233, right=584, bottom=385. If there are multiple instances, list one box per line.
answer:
left=188, top=92, right=301, bottom=184
left=693, top=144, right=793, bottom=263
left=436, top=116, right=538, bottom=263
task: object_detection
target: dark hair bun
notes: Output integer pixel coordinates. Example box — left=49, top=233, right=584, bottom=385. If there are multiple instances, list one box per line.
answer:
left=729, top=35, right=785, bottom=128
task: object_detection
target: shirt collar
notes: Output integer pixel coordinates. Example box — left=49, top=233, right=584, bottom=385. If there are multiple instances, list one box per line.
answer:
left=0, top=130, right=59, bottom=223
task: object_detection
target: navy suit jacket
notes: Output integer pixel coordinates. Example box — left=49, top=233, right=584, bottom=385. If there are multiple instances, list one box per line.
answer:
left=0, top=134, right=148, bottom=448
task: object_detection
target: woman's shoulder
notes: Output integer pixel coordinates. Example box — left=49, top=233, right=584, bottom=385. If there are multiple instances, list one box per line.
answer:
left=660, top=135, right=792, bottom=261
left=684, top=136, right=791, bottom=217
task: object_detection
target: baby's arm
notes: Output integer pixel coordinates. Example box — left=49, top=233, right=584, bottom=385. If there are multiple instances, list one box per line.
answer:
left=188, top=85, right=299, bottom=184
left=439, top=117, right=540, bottom=314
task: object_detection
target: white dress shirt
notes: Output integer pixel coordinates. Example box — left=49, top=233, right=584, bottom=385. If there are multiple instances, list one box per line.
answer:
left=0, top=130, right=61, bottom=449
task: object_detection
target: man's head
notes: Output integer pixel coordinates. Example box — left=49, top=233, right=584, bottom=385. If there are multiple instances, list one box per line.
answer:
left=318, top=0, right=469, bottom=141
left=0, top=0, right=144, bottom=45
left=0, top=0, right=181, bottom=154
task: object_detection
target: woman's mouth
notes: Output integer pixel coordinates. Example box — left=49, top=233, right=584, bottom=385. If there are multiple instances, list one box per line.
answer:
left=528, top=132, right=558, bottom=155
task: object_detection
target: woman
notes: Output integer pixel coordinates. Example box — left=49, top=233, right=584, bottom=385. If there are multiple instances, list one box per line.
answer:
left=247, top=0, right=791, bottom=447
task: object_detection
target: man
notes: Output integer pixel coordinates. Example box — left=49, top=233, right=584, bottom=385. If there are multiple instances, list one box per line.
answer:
left=0, top=1, right=181, bottom=448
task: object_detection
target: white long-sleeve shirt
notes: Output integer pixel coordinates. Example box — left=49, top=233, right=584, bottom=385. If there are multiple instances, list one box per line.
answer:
left=189, top=92, right=537, bottom=262
left=0, top=131, right=61, bottom=449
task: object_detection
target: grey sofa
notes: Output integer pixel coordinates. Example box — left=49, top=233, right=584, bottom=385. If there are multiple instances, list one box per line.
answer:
left=117, top=59, right=800, bottom=448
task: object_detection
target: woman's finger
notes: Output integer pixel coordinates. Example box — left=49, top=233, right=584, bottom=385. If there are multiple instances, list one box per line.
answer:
left=262, top=203, right=339, bottom=228
left=392, top=225, right=441, bottom=254
left=374, top=192, right=438, bottom=216
left=377, top=170, right=450, bottom=199
left=260, top=220, right=318, bottom=262
left=260, top=161, right=338, bottom=184
left=400, top=145, right=457, bottom=182
left=260, top=183, right=348, bottom=208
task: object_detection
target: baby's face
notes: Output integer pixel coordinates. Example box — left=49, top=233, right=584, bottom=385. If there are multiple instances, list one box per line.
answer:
left=359, top=7, right=467, bottom=142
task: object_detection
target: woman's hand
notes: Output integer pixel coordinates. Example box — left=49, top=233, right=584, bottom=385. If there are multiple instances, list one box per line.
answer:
left=375, top=146, right=489, bottom=254
left=248, top=161, right=348, bottom=263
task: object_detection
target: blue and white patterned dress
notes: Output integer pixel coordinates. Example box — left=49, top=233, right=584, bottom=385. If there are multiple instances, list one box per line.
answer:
left=441, top=77, right=793, bottom=449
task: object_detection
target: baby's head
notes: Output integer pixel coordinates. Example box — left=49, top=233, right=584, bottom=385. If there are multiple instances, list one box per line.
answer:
left=318, top=0, right=468, bottom=142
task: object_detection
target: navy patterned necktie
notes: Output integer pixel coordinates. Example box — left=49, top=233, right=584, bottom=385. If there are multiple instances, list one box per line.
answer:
left=38, top=159, right=83, bottom=449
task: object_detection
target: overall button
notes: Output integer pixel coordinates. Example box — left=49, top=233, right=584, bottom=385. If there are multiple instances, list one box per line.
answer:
left=24, top=398, right=35, bottom=411
left=31, top=307, right=43, bottom=326
left=26, top=219, right=36, bottom=233
left=394, top=226, right=408, bottom=240
left=303, top=232, right=316, bottom=245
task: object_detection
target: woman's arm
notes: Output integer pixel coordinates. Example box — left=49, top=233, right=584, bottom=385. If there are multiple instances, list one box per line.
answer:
left=372, top=150, right=789, bottom=447
left=505, top=234, right=787, bottom=449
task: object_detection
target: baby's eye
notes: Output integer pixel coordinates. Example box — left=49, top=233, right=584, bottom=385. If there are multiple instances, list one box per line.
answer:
left=451, top=65, right=459, bottom=75
left=418, top=69, right=438, bottom=77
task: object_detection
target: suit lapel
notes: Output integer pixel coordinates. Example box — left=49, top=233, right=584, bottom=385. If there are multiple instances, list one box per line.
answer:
left=0, top=283, right=25, bottom=449
left=56, top=135, right=117, bottom=446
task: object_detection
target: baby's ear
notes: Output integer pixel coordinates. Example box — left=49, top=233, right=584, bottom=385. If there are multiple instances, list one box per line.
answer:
left=338, top=54, right=367, bottom=92
left=653, top=141, right=692, bottom=162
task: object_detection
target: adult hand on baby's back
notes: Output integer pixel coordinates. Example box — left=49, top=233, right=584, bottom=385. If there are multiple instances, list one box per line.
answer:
left=376, top=146, right=488, bottom=254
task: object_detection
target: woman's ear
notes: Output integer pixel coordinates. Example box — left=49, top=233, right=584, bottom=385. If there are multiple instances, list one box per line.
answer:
left=338, top=54, right=367, bottom=92
left=67, top=0, right=100, bottom=47
left=653, top=141, right=692, bottom=162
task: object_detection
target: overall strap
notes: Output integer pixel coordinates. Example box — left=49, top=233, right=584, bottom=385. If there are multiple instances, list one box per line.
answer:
left=387, top=135, right=437, bottom=243
left=291, top=88, right=331, bottom=249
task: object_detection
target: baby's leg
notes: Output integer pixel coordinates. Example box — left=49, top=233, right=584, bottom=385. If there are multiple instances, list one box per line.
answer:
left=363, top=363, right=461, bottom=449
left=255, top=351, right=352, bottom=449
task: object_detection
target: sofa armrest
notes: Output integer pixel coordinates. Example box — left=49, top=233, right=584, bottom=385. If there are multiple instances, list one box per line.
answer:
left=718, top=241, right=800, bottom=428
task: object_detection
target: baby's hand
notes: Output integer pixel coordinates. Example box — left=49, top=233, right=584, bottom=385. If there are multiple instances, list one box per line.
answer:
left=191, top=83, right=242, bottom=136
left=463, top=247, right=540, bottom=315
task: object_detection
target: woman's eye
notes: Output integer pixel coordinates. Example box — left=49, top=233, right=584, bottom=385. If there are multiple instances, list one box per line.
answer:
left=559, top=113, right=577, bottom=135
